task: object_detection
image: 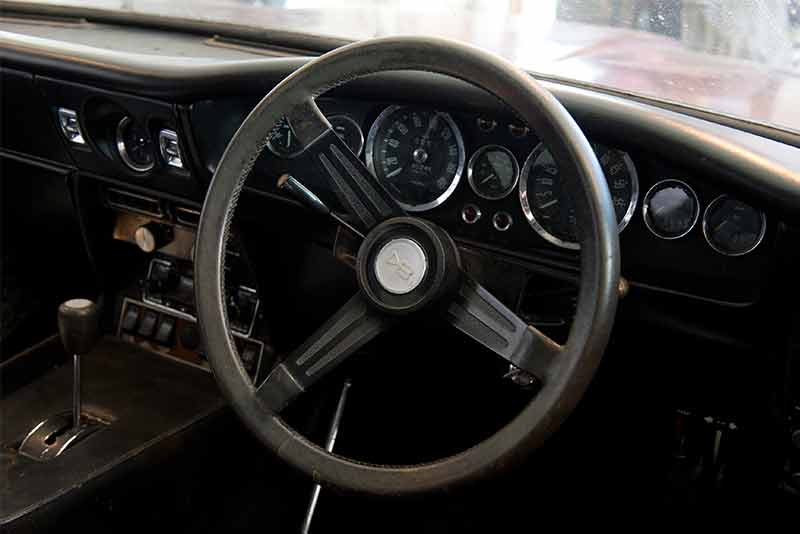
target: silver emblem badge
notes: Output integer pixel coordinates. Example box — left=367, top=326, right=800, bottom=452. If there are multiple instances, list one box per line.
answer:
left=374, top=238, right=427, bottom=295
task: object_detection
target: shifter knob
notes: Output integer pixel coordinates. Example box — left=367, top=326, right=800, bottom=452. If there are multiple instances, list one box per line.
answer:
left=58, top=299, right=99, bottom=356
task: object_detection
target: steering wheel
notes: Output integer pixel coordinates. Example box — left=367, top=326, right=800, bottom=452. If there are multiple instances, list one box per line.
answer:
left=195, top=36, right=620, bottom=495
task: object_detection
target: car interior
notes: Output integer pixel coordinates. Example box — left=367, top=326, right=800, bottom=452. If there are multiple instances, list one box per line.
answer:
left=1, top=1, right=799, bottom=531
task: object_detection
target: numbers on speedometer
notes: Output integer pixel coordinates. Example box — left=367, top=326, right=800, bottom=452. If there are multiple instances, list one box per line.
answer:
left=519, top=143, right=639, bottom=249
left=366, top=105, right=465, bottom=211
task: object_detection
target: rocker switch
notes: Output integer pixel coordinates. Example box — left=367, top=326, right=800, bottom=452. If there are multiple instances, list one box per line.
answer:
left=121, top=304, right=140, bottom=332
left=137, top=310, right=158, bottom=338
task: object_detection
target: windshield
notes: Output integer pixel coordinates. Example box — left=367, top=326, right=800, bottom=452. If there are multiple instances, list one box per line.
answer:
left=13, top=1, right=800, bottom=134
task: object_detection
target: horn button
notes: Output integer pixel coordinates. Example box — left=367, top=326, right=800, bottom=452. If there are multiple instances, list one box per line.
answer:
left=374, top=238, right=428, bottom=295
left=356, top=217, right=461, bottom=314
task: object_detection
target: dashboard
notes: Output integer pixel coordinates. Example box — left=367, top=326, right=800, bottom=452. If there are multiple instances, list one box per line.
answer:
left=265, top=101, right=764, bottom=257
left=187, top=94, right=774, bottom=306
left=1, top=13, right=798, bottom=314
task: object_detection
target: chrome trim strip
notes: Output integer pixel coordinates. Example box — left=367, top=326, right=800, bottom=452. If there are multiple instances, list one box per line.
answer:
left=105, top=187, right=164, bottom=218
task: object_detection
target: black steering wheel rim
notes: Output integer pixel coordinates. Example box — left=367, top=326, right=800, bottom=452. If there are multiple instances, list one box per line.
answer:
left=195, top=36, right=620, bottom=495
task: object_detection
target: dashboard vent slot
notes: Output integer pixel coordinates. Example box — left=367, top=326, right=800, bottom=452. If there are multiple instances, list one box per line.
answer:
left=0, top=13, right=90, bottom=28
left=174, top=206, right=201, bottom=227
left=106, top=188, right=164, bottom=218
left=204, top=35, right=319, bottom=57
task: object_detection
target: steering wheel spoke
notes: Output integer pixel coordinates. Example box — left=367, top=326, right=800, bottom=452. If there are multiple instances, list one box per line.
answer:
left=256, top=292, right=389, bottom=412
left=286, top=98, right=404, bottom=232
left=445, top=276, right=562, bottom=381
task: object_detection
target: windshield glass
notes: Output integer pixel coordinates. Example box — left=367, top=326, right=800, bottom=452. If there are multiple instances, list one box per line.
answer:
left=13, top=1, right=800, bottom=134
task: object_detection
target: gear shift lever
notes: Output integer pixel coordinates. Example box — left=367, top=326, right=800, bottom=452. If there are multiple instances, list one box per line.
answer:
left=18, top=299, right=104, bottom=461
left=58, top=299, right=99, bottom=429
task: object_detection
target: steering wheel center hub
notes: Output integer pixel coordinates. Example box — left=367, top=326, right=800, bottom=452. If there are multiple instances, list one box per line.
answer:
left=357, top=217, right=461, bottom=314
left=374, top=238, right=428, bottom=295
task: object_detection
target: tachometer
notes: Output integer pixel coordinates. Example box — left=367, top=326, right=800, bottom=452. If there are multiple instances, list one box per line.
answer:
left=366, top=105, right=465, bottom=211
left=519, top=143, right=639, bottom=249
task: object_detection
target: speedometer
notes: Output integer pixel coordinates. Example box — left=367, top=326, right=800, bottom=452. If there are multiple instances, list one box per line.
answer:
left=519, top=143, right=639, bottom=249
left=366, top=105, right=465, bottom=211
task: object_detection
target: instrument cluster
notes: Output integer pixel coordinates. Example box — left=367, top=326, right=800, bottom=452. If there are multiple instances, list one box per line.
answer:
left=268, top=102, right=769, bottom=259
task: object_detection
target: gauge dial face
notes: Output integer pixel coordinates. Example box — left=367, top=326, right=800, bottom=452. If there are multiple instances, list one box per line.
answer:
left=267, top=116, right=302, bottom=157
left=116, top=117, right=155, bottom=172
left=703, top=195, right=766, bottom=256
left=642, top=179, right=700, bottom=239
left=468, top=145, right=519, bottom=200
left=329, top=115, right=364, bottom=157
left=366, top=105, right=465, bottom=211
left=519, top=143, right=639, bottom=249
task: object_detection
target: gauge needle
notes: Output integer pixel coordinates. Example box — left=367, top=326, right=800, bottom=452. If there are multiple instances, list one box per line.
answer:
left=386, top=167, right=404, bottom=178
left=539, top=199, right=559, bottom=209
left=422, top=114, right=439, bottom=141
left=480, top=173, right=496, bottom=184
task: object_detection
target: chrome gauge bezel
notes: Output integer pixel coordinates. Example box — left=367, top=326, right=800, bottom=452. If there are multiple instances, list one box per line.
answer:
left=642, top=178, right=700, bottom=240
left=518, top=143, right=639, bottom=250
left=328, top=114, right=365, bottom=157
left=702, top=194, right=767, bottom=256
left=116, top=116, right=155, bottom=173
left=365, top=105, right=466, bottom=212
left=467, top=144, right=520, bottom=200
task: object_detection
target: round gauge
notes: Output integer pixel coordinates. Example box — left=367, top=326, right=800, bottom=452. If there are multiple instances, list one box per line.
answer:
left=116, top=116, right=155, bottom=172
left=642, top=179, right=700, bottom=239
left=519, top=143, right=639, bottom=249
left=329, top=115, right=364, bottom=156
left=366, top=105, right=465, bottom=211
left=702, top=195, right=766, bottom=256
left=267, top=116, right=302, bottom=157
left=467, top=145, right=519, bottom=200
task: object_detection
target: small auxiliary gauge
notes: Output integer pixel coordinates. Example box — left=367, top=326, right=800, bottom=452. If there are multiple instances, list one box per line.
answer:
left=642, top=179, right=700, bottom=239
left=328, top=115, right=364, bottom=156
left=703, top=195, right=766, bottom=256
left=467, top=145, right=519, bottom=200
left=267, top=116, right=303, bottom=157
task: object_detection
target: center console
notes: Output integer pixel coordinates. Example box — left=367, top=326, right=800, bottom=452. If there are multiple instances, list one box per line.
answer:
left=106, top=189, right=274, bottom=383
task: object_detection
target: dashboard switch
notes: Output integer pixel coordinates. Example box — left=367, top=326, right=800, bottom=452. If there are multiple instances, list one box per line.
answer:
left=493, top=211, right=513, bottom=232
left=154, top=315, right=175, bottom=345
left=121, top=304, right=140, bottom=332
left=158, top=129, right=183, bottom=168
left=239, top=343, right=260, bottom=377
left=56, top=108, right=86, bottom=145
left=180, top=323, right=201, bottom=351
left=137, top=310, right=158, bottom=338
left=461, top=204, right=481, bottom=224
left=135, top=223, right=174, bottom=253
